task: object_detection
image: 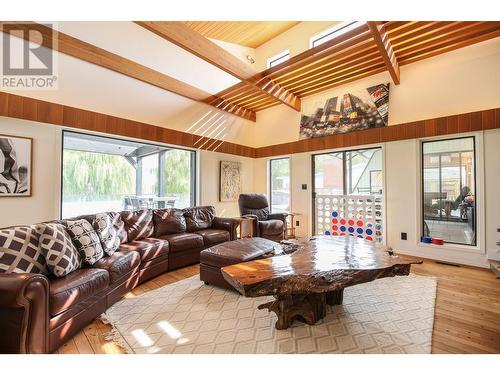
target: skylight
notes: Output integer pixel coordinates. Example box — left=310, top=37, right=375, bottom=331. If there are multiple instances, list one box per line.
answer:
left=310, top=21, right=366, bottom=48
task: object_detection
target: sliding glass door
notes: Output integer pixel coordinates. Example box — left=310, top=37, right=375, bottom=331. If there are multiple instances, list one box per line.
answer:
left=312, top=147, right=383, bottom=242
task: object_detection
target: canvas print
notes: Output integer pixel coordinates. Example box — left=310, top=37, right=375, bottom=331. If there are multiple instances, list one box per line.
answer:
left=299, top=83, right=390, bottom=139
left=0, top=135, right=32, bottom=197
left=219, top=161, right=241, bottom=202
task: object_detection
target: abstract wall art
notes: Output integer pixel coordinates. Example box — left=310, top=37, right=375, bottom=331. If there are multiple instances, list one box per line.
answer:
left=219, top=160, right=241, bottom=202
left=0, top=134, right=32, bottom=197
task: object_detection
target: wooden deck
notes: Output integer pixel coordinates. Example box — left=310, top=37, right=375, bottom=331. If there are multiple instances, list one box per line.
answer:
left=54, top=259, right=500, bottom=354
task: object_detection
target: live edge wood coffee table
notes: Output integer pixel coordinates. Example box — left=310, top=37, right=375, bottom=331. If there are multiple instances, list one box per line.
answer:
left=221, top=236, right=422, bottom=329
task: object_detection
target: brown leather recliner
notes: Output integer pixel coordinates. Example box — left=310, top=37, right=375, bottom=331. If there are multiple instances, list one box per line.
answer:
left=0, top=205, right=239, bottom=354
left=238, top=193, right=286, bottom=242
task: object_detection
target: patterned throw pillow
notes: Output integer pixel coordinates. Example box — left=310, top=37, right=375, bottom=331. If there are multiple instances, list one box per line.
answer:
left=0, top=226, right=48, bottom=274
left=108, top=212, right=128, bottom=244
left=121, top=210, right=154, bottom=242
left=93, top=213, right=120, bottom=255
left=36, top=223, right=82, bottom=277
left=66, top=219, right=104, bottom=265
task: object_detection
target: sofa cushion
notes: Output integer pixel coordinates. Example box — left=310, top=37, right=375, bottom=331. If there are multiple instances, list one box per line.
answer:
left=158, top=233, right=204, bottom=253
left=259, top=219, right=284, bottom=235
left=119, top=238, right=169, bottom=263
left=92, top=213, right=120, bottom=255
left=121, top=210, right=154, bottom=241
left=195, top=229, right=230, bottom=247
left=36, top=223, right=82, bottom=277
left=0, top=225, right=48, bottom=274
left=66, top=219, right=104, bottom=265
left=93, top=251, right=140, bottom=284
left=183, top=206, right=216, bottom=232
left=153, top=208, right=186, bottom=236
left=49, top=268, right=109, bottom=317
left=108, top=212, right=128, bottom=244
left=200, top=237, right=276, bottom=268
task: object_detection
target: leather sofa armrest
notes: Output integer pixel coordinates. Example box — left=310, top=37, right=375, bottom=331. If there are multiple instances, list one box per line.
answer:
left=212, top=217, right=240, bottom=241
left=0, top=273, right=50, bottom=353
left=268, top=213, right=287, bottom=226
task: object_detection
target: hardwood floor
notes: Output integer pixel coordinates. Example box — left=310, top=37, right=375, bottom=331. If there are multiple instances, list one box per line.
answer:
left=54, top=259, right=500, bottom=354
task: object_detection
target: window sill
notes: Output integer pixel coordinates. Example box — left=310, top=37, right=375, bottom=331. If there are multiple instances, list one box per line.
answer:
left=416, top=242, right=483, bottom=254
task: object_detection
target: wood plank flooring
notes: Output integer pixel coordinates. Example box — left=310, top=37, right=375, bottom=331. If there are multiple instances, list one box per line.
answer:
left=54, top=259, right=500, bottom=354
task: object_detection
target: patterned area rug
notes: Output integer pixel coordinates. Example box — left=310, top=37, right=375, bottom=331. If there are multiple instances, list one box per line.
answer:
left=102, top=274, right=437, bottom=354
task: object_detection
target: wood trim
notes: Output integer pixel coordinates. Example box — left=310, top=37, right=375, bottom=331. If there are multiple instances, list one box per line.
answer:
left=1, top=92, right=499, bottom=160
left=135, top=21, right=257, bottom=80
left=254, top=108, right=500, bottom=158
left=0, top=22, right=256, bottom=122
left=0, top=92, right=255, bottom=158
left=367, top=21, right=400, bottom=85
left=136, top=21, right=302, bottom=112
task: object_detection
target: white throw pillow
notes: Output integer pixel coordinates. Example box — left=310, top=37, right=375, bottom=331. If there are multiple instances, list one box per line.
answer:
left=93, top=213, right=120, bottom=256
left=66, top=219, right=104, bottom=265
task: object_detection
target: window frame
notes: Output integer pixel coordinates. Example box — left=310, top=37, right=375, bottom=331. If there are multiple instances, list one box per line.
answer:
left=266, top=49, right=290, bottom=69
left=60, top=130, right=197, bottom=218
left=420, top=135, right=477, bottom=246
left=311, top=146, right=384, bottom=235
left=310, top=21, right=364, bottom=48
left=269, top=157, right=291, bottom=213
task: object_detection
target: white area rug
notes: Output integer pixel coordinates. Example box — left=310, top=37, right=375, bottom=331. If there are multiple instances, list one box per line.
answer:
left=102, top=274, right=437, bottom=354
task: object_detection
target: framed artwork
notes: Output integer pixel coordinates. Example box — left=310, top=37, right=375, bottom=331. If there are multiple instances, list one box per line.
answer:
left=0, top=134, right=32, bottom=197
left=219, top=161, right=241, bottom=202
left=299, top=83, right=390, bottom=139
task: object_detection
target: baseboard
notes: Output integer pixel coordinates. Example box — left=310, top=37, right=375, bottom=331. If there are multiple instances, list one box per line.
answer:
left=395, top=248, right=490, bottom=269
left=489, top=260, right=500, bottom=278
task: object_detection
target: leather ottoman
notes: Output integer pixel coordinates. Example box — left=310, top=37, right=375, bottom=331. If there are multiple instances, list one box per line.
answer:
left=200, top=237, right=277, bottom=289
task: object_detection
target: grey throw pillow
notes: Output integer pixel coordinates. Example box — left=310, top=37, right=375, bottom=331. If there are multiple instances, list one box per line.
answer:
left=0, top=225, right=48, bottom=274
left=93, top=213, right=120, bottom=256
left=36, top=223, right=82, bottom=277
left=66, top=219, right=104, bottom=265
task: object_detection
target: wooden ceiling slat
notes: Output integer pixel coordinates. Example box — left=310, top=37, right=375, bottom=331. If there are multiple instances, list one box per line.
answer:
left=399, top=27, right=500, bottom=66
left=183, top=21, right=300, bottom=48
left=391, top=22, right=485, bottom=55
left=262, top=27, right=373, bottom=81
left=297, top=66, right=388, bottom=97
left=284, top=54, right=384, bottom=92
left=396, top=22, right=500, bottom=61
left=276, top=41, right=378, bottom=86
left=295, top=63, right=386, bottom=96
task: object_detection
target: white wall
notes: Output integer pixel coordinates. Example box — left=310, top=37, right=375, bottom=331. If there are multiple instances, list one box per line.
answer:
left=484, top=129, right=500, bottom=261
left=198, top=150, right=255, bottom=218
left=0, top=117, right=61, bottom=228
left=0, top=117, right=254, bottom=227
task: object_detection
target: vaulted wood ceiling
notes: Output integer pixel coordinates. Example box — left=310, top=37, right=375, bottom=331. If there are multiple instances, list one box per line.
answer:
left=4, top=21, right=499, bottom=123
left=183, top=21, right=300, bottom=48
left=209, top=21, right=500, bottom=112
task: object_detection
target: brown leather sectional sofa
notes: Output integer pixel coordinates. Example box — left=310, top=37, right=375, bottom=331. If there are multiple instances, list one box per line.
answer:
left=0, top=206, right=238, bottom=354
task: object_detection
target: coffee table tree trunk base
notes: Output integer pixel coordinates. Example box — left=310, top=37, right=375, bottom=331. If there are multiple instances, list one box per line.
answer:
left=258, top=292, right=330, bottom=329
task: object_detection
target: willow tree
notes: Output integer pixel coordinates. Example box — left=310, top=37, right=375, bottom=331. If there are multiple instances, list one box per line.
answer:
left=63, top=150, right=135, bottom=201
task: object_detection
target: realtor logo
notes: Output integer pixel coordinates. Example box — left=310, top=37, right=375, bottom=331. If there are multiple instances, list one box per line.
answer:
left=1, top=22, right=58, bottom=90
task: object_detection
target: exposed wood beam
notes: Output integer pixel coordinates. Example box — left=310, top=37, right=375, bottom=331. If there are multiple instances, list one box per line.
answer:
left=367, top=21, right=400, bottom=85
left=136, top=21, right=257, bottom=80
left=135, top=21, right=302, bottom=112
left=0, top=22, right=256, bottom=122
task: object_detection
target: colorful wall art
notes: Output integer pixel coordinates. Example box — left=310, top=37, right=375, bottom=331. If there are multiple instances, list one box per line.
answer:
left=299, top=83, right=390, bottom=139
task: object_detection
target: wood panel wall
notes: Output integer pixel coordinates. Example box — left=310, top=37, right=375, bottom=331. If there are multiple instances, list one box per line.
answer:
left=1, top=92, right=499, bottom=159
left=0, top=92, right=255, bottom=158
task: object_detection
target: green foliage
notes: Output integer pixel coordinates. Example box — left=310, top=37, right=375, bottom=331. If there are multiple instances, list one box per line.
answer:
left=163, top=149, right=191, bottom=194
left=63, top=150, right=135, bottom=201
